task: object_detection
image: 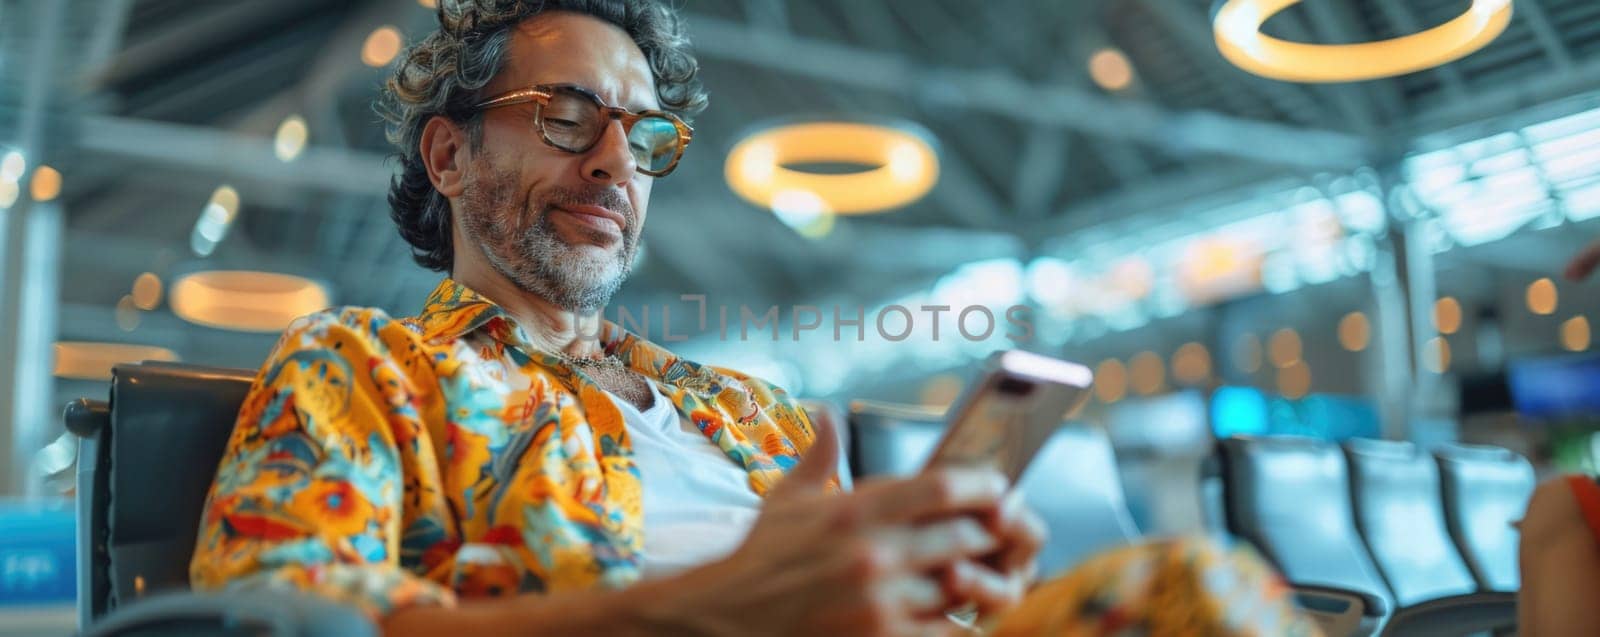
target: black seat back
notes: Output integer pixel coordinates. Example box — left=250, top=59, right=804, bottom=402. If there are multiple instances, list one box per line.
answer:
left=71, top=362, right=256, bottom=621
left=1219, top=435, right=1391, bottom=609
left=1435, top=443, right=1536, bottom=592
left=849, top=400, right=1137, bottom=577
left=1343, top=438, right=1478, bottom=606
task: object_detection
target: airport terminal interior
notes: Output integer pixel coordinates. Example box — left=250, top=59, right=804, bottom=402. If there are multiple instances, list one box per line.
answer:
left=2, top=0, right=1600, bottom=635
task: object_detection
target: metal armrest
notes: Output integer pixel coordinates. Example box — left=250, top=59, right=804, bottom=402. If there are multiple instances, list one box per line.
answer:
left=64, top=399, right=110, bottom=438
left=81, top=590, right=375, bottom=637
left=1380, top=592, right=1517, bottom=637
left=1291, top=583, right=1391, bottom=637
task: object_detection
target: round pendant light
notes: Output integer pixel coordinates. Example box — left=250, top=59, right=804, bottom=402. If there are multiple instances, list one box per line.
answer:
left=725, top=121, right=939, bottom=215
left=1212, top=0, right=1512, bottom=83
left=170, top=270, right=331, bottom=332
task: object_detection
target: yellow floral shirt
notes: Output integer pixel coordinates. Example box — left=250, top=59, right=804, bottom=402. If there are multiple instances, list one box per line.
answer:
left=190, top=278, right=824, bottom=620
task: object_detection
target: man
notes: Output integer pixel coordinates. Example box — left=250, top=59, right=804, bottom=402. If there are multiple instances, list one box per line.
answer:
left=192, top=2, right=1040, bottom=635
left=192, top=2, right=1312, bottom=635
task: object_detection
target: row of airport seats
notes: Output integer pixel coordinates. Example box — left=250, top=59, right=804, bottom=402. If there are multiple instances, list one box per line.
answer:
left=847, top=399, right=1536, bottom=637
left=58, top=363, right=1535, bottom=637
left=1213, top=436, right=1533, bottom=636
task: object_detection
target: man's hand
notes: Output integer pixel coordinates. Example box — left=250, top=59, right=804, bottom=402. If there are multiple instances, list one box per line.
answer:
left=649, top=410, right=1044, bottom=637
left=952, top=487, right=1047, bottom=617
left=1566, top=239, right=1600, bottom=282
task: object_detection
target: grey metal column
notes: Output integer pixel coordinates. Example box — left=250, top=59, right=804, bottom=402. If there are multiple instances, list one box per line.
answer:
left=1368, top=163, right=1445, bottom=441
left=0, top=0, right=68, bottom=496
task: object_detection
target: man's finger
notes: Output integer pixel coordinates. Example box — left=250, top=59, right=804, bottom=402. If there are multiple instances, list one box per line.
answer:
left=884, top=518, right=1000, bottom=569
left=772, top=404, right=841, bottom=496
left=994, top=493, right=1048, bottom=574
left=854, top=469, right=1009, bottom=523
left=1566, top=240, right=1600, bottom=281
left=943, top=559, right=1025, bottom=617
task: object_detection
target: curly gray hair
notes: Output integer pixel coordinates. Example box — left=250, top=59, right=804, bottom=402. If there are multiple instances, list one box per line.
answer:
left=377, top=0, right=708, bottom=272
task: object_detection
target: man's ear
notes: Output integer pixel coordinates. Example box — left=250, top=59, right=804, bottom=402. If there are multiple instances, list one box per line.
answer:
left=420, top=115, right=469, bottom=198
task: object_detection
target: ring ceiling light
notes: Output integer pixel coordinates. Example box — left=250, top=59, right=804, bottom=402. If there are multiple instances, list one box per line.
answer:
left=171, top=270, right=331, bottom=332
left=725, top=121, right=939, bottom=215
left=1213, top=0, right=1512, bottom=83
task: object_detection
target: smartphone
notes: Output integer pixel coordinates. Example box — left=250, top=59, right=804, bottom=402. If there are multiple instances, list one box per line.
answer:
left=921, top=350, right=1094, bottom=483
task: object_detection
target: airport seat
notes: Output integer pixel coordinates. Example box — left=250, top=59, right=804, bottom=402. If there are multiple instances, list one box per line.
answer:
left=65, top=361, right=375, bottom=636
left=1343, top=439, right=1480, bottom=605
left=1220, top=435, right=1520, bottom=637
left=1343, top=439, right=1517, bottom=636
left=1434, top=443, right=1536, bottom=592
left=848, top=399, right=1138, bottom=578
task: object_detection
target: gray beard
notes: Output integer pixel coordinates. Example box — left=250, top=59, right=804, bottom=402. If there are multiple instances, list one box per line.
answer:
left=459, top=166, right=638, bottom=313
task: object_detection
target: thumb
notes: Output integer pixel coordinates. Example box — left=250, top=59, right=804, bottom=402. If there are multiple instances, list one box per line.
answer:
left=774, top=405, right=842, bottom=495
left=1565, top=240, right=1600, bottom=281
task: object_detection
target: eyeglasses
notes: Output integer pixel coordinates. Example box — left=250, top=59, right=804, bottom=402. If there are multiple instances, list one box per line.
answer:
left=473, top=84, right=694, bottom=177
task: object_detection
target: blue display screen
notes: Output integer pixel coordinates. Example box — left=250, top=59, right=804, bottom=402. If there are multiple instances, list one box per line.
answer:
left=0, top=500, right=76, bottom=606
left=1209, top=386, right=1380, bottom=441
left=1508, top=354, right=1600, bottom=420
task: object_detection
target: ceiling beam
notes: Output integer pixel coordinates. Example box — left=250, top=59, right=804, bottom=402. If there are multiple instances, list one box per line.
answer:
left=97, top=0, right=329, bottom=86
left=1401, top=55, right=1600, bottom=136
left=1372, top=0, right=1469, bottom=100
left=1134, top=0, right=1335, bottom=128
left=1515, top=0, right=1576, bottom=72
left=685, top=14, right=1371, bottom=169
left=77, top=115, right=392, bottom=196
left=1031, top=163, right=1305, bottom=243
left=1013, top=133, right=1071, bottom=218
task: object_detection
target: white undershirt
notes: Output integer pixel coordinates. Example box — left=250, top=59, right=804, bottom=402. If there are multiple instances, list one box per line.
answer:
left=606, top=382, right=763, bottom=579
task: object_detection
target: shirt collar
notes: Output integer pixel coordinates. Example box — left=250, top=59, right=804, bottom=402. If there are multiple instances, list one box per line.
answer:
left=414, top=277, right=719, bottom=388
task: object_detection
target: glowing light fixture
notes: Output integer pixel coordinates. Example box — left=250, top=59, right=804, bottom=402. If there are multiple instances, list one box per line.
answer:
left=770, top=190, right=836, bottom=239
left=1277, top=360, right=1311, bottom=399
left=1527, top=278, right=1558, bottom=315
left=192, top=185, right=241, bottom=257
left=274, top=115, right=309, bottom=162
left=131, top=273, right=163, bottom=310
left=171, top=270, right=331, bottom=332
left=1213, top=0, right=1512, bottom=83
left=53, top=342, right=178, bottom=381
left=1435, top=297, right=1462, bottom=334
left=1129, top=351, right=1166, bottom=396
left=362, top=26, right=403, bottom=67
left=30, top=165, right=61, bottom=202
left=725, top=121, right=938, bottom=215
left=1172, top=342, right=1213, bottom=385
left=0, top=151, right=25, bottom=182
left=1088, top=48, right=1135, bottom=91
left=1268, top=328, right=1302, bottom=369
left=1423, top=337, right=1451, bottom=373
left=0, top=180, right=17, bottom=208
left=1095, top=358, right=1128, bottom=403
left=114, top=295, right=140, bottom=332
left=1339, top=311, right=1370, bottom=352
left=1562, top=316, right=1591, bottom=352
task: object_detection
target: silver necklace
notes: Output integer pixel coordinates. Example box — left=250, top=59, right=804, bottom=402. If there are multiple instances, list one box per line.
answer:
left=556, top=351, right=625, bottom=371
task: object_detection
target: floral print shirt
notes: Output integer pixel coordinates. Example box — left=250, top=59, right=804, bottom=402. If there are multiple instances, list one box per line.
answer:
left=190, top=278, right=823, bottom=620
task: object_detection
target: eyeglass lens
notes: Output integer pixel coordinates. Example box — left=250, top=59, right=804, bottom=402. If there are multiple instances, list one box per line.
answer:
left=542, top=87, right=682, bottom=174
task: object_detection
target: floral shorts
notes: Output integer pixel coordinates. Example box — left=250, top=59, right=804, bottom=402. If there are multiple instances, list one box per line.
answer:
left=988, top=536, right=1322, bottom=637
